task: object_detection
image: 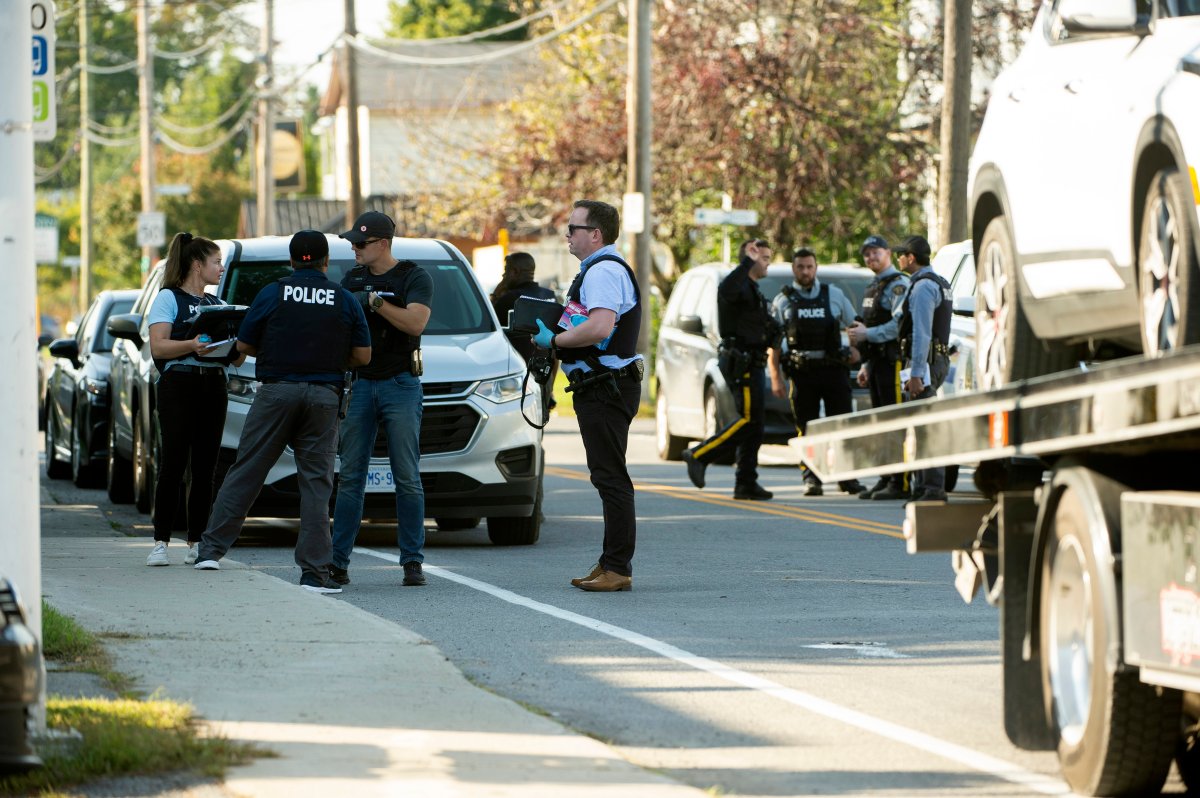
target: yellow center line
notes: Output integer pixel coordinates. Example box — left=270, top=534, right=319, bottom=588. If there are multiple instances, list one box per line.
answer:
left=545, top=465, right=904, bottom=539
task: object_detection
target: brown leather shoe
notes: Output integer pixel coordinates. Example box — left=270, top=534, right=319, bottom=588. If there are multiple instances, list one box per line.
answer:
left=571, top=563, right=604, bottom=588
left=579, top=570, right=632, bottom=592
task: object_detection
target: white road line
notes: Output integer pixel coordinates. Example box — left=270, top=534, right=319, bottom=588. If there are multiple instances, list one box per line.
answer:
left=355, top=546, right=1074, bottom=796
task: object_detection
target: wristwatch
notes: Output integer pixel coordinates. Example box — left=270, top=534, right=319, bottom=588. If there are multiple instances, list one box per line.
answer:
left=370, top=294, right=384, bottom=312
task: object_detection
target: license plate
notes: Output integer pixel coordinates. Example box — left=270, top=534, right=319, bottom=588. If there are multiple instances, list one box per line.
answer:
left=364, top=463, right=394, bottom=493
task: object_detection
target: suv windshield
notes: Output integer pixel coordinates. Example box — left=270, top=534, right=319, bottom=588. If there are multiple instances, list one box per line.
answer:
left=759, top=272, right=872, bottom=310
left=221, top=257, right=494, bottom=335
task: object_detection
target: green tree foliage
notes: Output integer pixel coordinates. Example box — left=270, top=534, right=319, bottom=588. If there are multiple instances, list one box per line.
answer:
left=385, top=0, right=523, bottom=40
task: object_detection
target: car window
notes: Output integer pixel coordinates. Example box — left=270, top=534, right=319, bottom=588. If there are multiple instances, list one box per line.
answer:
left=222, top=257, right=494, bottom=336
left=696, top=277, right=717, bottom=333
left=951, top=254, right=976, bottom=300
left=96, top=298, right=135, bottom=352
left=664, top=272, right=703, bottom=327
left=1169, top=0, right=1200, bottom=14
left=138, top=268, right=165, bottom=335
left=75, top=302, right=96, bottom=351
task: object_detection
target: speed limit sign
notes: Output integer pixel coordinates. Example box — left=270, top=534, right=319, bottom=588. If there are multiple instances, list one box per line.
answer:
left=136, top=212, right=165, bottom=248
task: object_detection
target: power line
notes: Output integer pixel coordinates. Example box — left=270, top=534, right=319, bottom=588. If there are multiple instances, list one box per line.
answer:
left=390, top=0, right=575, bottom=46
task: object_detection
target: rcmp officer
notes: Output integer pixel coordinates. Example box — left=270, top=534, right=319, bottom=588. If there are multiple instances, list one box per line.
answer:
left=194, top=231, right=372, bottom=593
left=683, top=239, right=779, bottom=501
left=846, top=234, right=910, bottom=500
left=767, top=248, right=864, bottom=497
left=896, top=235, right=952, bottom=502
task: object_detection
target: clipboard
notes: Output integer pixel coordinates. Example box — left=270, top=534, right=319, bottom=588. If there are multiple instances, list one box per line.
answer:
left=183, top=305, right=248, bottom=364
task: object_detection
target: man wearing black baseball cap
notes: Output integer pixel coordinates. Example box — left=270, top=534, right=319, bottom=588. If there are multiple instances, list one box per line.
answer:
left=194, top=230, right=372, bottom=593
left=846, top=234, right=911, bottom=500
left=338, top=210, right=396, bottom=244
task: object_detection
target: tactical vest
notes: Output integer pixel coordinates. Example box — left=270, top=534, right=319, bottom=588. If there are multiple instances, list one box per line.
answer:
left=342, top=261, right=422, bottom=378
left=257, top=271, right=351, bottom=379
left=557, top=254, right=642, bottom=365
left=153, top=287, right=222, bottom=372
left=899, top=270, right=953, bottom=362
left=782, top=284, right=840, bottom=356
left=859, top=271, right=906, bottom=361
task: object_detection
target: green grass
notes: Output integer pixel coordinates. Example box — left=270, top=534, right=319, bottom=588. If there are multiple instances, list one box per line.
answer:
left=546, top=369, right=655, bottom=419
left=0, top=604, right=268, bottom=796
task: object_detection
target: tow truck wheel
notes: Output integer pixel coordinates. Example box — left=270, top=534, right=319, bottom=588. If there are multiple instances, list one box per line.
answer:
left=976, top=217, right=1072, bottom=389
left=1040, top=469, right=1180, bottom=796
left=1138, top=167, right=1200, bottom=358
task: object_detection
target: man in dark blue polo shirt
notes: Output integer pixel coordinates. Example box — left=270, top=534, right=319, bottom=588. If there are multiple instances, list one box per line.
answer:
left=194, top=230, right=371, bottom=593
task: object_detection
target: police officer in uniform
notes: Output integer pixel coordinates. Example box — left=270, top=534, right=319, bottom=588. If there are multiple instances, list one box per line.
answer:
left=682, top=239, right=778, bottom=501
left=768, top=248, right=864, bottom=497
left=847, top=234, right=910, bottom=500
left=193, top=231, right=372, bottom=593
left=532, top=199, right=643, bottom=592
left=896, top=235, right=952, bottom=502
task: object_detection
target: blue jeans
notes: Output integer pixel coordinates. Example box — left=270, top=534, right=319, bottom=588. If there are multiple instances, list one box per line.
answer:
left=331, top=373, right=425, bottom=567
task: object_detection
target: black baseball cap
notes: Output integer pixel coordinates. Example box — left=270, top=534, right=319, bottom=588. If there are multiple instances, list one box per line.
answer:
left=860, top=235, right=889, bottom=253
left=289, top=230, right=328, bottom=264
left=894, top=235, right=932, bottom=260
left=339, top=211, right=396, bottom=244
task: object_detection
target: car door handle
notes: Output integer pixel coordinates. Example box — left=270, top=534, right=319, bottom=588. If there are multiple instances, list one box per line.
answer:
left=1065, top=78, right=1084, bottom=94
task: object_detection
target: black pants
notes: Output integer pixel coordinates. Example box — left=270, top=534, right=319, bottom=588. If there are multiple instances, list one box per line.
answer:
left=909, top=353, right=950, bottom=494
left=574, top=372, right=641, bottom=577
left=867, top=356, right=907, bottom=490
left=693, top=361, right=765, bottom=487
left=153, top=369, right=228, bottom=542
left=789, top=364, right=853, bottom=485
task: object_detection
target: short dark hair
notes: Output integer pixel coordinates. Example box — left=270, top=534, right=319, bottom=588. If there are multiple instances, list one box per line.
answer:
left=573, top=199, right=620, bottom=244
left=792, top=247, right=817, bottom=262
left=738, top=239, right=770, bottom=259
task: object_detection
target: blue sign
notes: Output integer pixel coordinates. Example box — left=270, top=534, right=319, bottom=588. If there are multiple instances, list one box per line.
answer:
left=31, top=36, right=48, bottom=76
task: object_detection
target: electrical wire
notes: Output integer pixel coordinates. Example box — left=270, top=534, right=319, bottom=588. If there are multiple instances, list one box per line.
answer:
left=34, top=131, right=82, bottom=184
left=84, top=129, right=139, bottom=147
left=391, top=0, right=575, bottom=46
left=156, top=106, right=255, bottom=155
left=154, top=91, right=255, bottom=134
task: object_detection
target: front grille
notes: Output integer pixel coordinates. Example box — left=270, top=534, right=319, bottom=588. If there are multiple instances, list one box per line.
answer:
left=422, top=381, right=474, bottom=397
left=370, top=402, right=481, bottom=457
left=421, top=471, right=482, bottom=493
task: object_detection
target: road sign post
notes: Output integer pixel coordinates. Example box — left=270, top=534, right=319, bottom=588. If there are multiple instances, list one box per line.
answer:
left=693, top=207, right=759, bottom=263
left=137, top=211, right=166, bottom=249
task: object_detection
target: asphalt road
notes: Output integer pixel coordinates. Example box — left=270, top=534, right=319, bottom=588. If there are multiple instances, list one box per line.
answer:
left=45, top=417, right=1187, bottom=797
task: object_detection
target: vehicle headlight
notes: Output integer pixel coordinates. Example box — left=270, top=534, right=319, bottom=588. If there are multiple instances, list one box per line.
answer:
left=227, top=375, right=260, bottom=403
left=82, top=377, right=106, bottom=397
left=473, top=374, right=525, bottom=404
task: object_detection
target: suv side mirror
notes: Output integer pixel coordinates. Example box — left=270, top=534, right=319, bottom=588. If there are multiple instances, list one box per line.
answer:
left=952, top=295, right=975, bottom=318
left=107, top=314, right=144, bottom=350
left=37, top=333, right=53, bottom=349
left=678, top=315, right=704, bottom=335
left=48, top=337, right=80, bottom=367
left=1060, top=0, right=1139, bottom=33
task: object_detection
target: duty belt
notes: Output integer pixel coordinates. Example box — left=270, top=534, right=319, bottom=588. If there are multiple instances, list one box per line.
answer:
left=564, top=359, right=645, bottom=396
left=786, top=349, right=839, bottom=369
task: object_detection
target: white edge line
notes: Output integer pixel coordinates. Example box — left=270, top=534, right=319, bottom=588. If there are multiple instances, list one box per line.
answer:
left=354, top=546, right=1074, bottom=796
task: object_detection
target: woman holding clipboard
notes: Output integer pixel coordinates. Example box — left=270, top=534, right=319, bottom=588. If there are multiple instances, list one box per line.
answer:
left=144, top=232, right=244, bottom=567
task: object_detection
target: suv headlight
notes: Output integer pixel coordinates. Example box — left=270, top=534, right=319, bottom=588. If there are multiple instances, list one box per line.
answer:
left=227, top=375, right=260, bottom=403
left=473, top=374, right=524, bottom=404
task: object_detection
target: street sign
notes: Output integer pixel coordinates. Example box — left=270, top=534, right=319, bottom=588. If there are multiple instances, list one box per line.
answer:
left=623, top=192, right=645, bottom=234
left=34, top=212, right=58, bottom=263
left=693, top=207, right=759, bottom=227
left=136, top=212, right=166, bottom=248
left=156, top=184, right=192, bottom=196
left=31, top=1, right=56, bottom=142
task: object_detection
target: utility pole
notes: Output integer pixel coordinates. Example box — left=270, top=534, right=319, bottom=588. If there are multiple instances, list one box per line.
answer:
left=137, top=0, right=157, bottom=273
left=80, top=0, right=92, bottom=313
left=343, top=0, right=363, bottom=226
left=256, top=0, right=275, bottom=237
left=937, top=0, right=972, bottom=247
left=627, top=0, right=652, bottom=367
left=1, top=0, right=45, bottom=717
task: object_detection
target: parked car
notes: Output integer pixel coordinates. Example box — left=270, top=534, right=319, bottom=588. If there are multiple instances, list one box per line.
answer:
left=42, top=289, right=138, bottom=487
left=0, top=575, right=42, bottom=775
left=931, top=239, right=977, bottom=396
left=969, top=0, right=1200, bottom=388
left=655, top=262, right=872, bottom=461
left=107, top=235, right=544, bottom=545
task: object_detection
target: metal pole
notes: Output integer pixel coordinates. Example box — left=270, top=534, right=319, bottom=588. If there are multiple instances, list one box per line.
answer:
left=627, top=0, right=652, bottom=369
left=137, top=0, right=157, bottom=273
left=80, top=0, right=92, bottom=312
left=937, top=0, right=972, bottom=246
left=0, top=0, right=45, bottom=722
left=256, top=0, right=275, bottom=237
left=343, top=0, right=363, bottom=226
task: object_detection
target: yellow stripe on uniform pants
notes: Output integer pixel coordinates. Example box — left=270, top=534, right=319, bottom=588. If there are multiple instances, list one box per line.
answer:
left=691, top=372, right=753, bottom=459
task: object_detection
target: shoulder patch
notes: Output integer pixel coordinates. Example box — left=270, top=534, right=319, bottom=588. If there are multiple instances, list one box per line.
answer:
left=891, top=284, right=908, bottom=297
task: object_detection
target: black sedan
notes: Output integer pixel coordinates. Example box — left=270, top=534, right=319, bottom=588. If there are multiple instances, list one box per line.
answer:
left=43, top=289, right=138, bottom=487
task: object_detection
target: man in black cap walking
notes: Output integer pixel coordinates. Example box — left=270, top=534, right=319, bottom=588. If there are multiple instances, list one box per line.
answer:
left=194, top=231, right=372, bottom=593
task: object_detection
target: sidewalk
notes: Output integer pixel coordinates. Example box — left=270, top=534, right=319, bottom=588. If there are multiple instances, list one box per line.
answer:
left=39, top=486, right=705, bottom=797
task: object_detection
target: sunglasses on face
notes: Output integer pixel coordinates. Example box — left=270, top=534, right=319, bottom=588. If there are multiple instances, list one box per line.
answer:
left=352, top=238, right=384, bottom=250
left=567, top=224, right=598, bottom=235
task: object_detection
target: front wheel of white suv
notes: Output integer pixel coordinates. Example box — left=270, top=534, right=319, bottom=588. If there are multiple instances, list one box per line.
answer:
left=1139, top=166, right=1200, bottom=358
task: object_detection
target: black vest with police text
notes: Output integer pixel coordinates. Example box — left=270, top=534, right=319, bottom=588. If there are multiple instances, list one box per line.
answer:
left=782, top=284, right=840, bottom=356
left=861, top=271, right=905, bottom=329
left=257, top=272, right=350, bottom=378
left=557, top=254, right=641, bottom=365
left=153, top=287, right=222, bottom=372
left=342, top=262, right=421, bottom=379
left=899, top=270, right=952, bottom=362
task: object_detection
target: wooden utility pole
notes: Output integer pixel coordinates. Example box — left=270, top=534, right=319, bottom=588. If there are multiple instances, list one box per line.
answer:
left=256, top=0, right=275, bottom=237
left=137, top=0, right=157, bottom=271
left=937, top=0, right=972, bottom=246
left=627, top=0, right=652, bottom=364
left=343, top=0, right=363, bottom=226
left=80, top=0, right=92, bottom=312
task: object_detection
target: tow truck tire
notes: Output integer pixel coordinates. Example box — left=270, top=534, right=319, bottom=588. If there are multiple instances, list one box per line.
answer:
left=1040, top=470, right=1181, bottom=796
left=977, top=216, right=1073, bottom=389
left=1138, top=167, right=1200, bottom=358
left=655, top=385, right=686, bottom=461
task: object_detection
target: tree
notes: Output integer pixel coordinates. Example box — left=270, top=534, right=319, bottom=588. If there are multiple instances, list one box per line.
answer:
left=385, top=0, right=523, bottom=40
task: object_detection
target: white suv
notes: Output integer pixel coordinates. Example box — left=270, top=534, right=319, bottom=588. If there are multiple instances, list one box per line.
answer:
left=214, top=235, right=544, bottom=545
left=969, top=0, right=1200, bottom=388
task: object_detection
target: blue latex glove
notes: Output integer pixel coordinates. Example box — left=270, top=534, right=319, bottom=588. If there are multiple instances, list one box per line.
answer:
left=533, top=318, right=556, bottom=349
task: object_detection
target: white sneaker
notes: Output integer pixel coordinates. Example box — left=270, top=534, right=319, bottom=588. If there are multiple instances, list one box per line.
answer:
left=193, top=559, right=221, bottom=571
left=184, top=543, right=199, bottom=565
left=146, top=541, right=169, bottom=567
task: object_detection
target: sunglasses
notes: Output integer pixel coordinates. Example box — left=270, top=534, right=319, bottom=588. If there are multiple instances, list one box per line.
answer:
left=567, top=224, right=598, bottom=235
left=352, top=238, right=384, bottom=250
